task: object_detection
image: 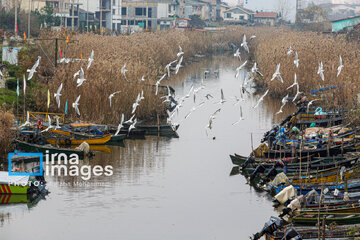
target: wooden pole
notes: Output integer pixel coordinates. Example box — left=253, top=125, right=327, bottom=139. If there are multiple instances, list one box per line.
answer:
left=55, top=38, right=58, bottom=67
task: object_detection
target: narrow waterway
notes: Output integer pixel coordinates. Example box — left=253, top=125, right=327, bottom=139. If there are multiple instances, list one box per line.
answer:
left=1, top=55, right=295, bottom=239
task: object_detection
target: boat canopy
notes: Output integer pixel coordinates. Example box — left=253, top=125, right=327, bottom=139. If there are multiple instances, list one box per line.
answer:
left=274, top=185, right=297, bottom=204
left=0, top=171, right=29, bottom=186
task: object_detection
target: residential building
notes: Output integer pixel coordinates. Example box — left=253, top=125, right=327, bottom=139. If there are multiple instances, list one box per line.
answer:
left=219, top=3, right=230, bottom=20
left=254, top=12, right=278, bottom=26
left=223, top=6, right=254, bottom=24
left=331, top=15, right=360, bottom=32
left=184, top=0, right=213, bottom=21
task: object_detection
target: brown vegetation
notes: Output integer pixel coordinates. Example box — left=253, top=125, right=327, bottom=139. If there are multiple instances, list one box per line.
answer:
left=0, top=109, right=14, bottom=156
left=25, top=26, right=360, bottom=124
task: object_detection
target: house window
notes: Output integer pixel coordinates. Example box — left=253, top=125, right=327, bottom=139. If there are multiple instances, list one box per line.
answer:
left=239, top=15, right=244, bottom=20
left=113, top=0, right=116, bottom=6
left=135, top=7, right=146, bottom=16
left=148, top=8, right=152, bottom=18
left=148, top=20, right=152, bottom=27
left=122, top=7, right=127, bottom=16
left=226, top=13, right=231, bottom=18
left=113, top=9, right=115, bottom=14
left=168, top=5, right=171, bottom=12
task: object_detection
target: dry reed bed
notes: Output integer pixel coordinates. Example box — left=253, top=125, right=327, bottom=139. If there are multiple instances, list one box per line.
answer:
left=39, top=30, right=215, bottom=124
left=0, top=110, right=14, bottom=155
left=35, top=27, right=360, bottom=124
left=251, top=28, right=360, bottom=109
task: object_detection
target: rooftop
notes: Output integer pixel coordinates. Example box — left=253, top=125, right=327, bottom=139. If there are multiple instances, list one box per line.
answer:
left=254, top=12, right=278, bottom=19
left=331, top=15, right=360, bottom=22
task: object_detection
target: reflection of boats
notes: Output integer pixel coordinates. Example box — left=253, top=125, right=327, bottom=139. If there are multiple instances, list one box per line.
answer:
left=0, top=194, right=28, bottom=204
left=14, top=139, right=86, bottom=158
left=44, top=134, right=112, bottom=145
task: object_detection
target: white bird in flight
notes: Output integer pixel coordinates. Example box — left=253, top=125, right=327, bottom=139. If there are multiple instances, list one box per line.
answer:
left=271, top=64, right=283, bottom=83
left=76, top=67, right=86, bottom=87
left=337, top=55, right=343, bottom=77
left=124, top=114, right=135, bottom=124
left=115, top=114, right=125, bottom=136
left=251, top=62, right=263, bottom=77
left=175, top=56, right=183, bottom=74
left=54, top=83, right=63, bottom=108
left=155, top=74, right=167, bottom=95
left=166, top=60, right=177, bottom=77
left=294, top=51, right=299, bottom=68
left=72, top=95, right=81, bottom=115
left=128, top=118, right=137, bottom=133
left=87, top=49, right=94, bottom=70
left=307, top=99, right=319, bottom=112
left=177, top=46, right=184, bottom=58
left=205, top=108, right=221, bottom=130
left=73, top=70, right=80, bottom=80
left=287, top=46, right=293, bottom=56
left=292, top=83, right=302, bottom=102
left=232, top=106, right=244, bottom=125
left=287, top=73, right=298, bottom=90
left=20, top=111, right=31, bottom=128
left=235, top=61, right=247, bottom=79
left=317, top=61, right=325, bottom=81
left=253, top=89, right=269, bottom=109
left=276, top=94, right=289, bottom=115
left=234, top=48, right=241, bottom=60
left=41, top=115, right=54, bottom=132
left=241, top=34, right=249, bottom=53
left=27, top=56, right=41, bottom=81
left=121, top=64, right=129, bottom=82
left=109, top=91, right=121, bottom=107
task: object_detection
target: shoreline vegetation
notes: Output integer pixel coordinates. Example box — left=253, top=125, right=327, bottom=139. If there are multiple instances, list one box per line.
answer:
left=1, top=26, right=359, bottom=153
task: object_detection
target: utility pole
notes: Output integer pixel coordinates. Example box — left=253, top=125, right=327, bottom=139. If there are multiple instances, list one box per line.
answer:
left=87, top=0, right=89, bottom=32
left=100, top=0, right=103, bottom=34
left=14, top=0, right=18, bottom=36
left=71, top=0, right=75, bottom=31
left=60, top=0, right=63, bottom=27
left=28, top=0, right=31, bottom=39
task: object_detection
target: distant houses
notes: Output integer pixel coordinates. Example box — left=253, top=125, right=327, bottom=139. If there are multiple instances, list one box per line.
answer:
left=223, top=6, right=254, bottom=24
left=331, top=15, right=360, bottom=32
left=254, top=12, right=278, bottom=26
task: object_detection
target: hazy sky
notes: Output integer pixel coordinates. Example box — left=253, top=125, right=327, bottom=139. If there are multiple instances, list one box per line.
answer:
left=225, top=0, right=297, bottom=22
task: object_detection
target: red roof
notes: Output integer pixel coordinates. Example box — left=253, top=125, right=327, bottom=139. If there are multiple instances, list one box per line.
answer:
left=254, top=12, right=278, bottom=19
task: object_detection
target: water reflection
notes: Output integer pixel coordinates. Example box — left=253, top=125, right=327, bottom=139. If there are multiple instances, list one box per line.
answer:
left=1, top=54, right=296, bottom=240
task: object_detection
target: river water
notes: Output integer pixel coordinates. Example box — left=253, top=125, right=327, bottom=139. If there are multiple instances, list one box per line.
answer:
left=1, top=55, right=295, bottom=239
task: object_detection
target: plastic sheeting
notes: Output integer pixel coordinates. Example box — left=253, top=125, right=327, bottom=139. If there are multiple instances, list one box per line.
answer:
left=274, top=185, right=297, bottom=204
left=271, top=172, right=290, bottom=187
left=2, top=47, right=20, bottom=65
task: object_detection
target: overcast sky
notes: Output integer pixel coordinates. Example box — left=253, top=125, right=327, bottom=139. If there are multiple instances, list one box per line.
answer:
left=225, top=0, right=297, bottom=22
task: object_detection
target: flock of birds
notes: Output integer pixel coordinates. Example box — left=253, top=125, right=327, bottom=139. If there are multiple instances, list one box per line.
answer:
left=16, top=33, right=346, bottom=137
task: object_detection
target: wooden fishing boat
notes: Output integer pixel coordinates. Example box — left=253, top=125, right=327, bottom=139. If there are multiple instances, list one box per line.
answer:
left=264, top=143, right=355, bottom=159
left=298, top=202, right=360, bottom=214
left=51, top=129, right=127, bottom=143
left=135, top=124, right=179, bottom=137
left=265, top=225, right=360, bottom=240
left=14, top=139, right=85, bottom=158
left=229, top=154, right=301, bottom=166
left=44, top=134, right=112, bottom=145
left=273, top=179, right=360, bottom=195
left=290, top=166, right=357, bottom=184
left=292, top=212, right=360, bottom=225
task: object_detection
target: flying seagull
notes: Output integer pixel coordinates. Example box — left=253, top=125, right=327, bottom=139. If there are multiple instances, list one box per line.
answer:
left=109, top=91, right=121, bottom=107
left=76, top=67, right=86, bottom=87
left=241, top=34, right=249, bottom=53
left=54, top=83, right=63, bottom=108
left=287, top=46, right=293, bottom=56
left=27, top=56, right=41, bottom=81
left=115, top=114, right=125, bottom=136
left=205, top=108, right=221, bottom=130
left=232, top=106, right=244, bottom=125
left=292, top=83, right=302, bottom=102
left=19, top=111, right=31, bottom=128
left=317, top=61, right=325, bottom=81
left=128, top=118, right=137, bottom=133
left=235, top=61, right=247, bottom=79
left=253, top=89, right=269, bottom=109
left=251, top=62, right=263, bottom=77
left=155, top=74, right=167, bottom=95
left=276, top=94, right=289, bottom=115
left=287, top=73, right=298, bottom=90
left=41, top=115, right=54, bottom=132
left=177, top=45, right=184, bottom=58
left=337, top=55, right=343, bottom=77
left=271, top=64, right=283, bottom=83
left=166, top=60, right=177, bottom=77
left=294, top=51, right=299, bottom=68
left=87, top=49, right=94, bottom=70
left=307, top=99, right=319, bottom=112
left=121, top=63, right=129, bottom=82
left=234, top=48, right=241, bottom=61
left=72, top=95, right=81, bottom=115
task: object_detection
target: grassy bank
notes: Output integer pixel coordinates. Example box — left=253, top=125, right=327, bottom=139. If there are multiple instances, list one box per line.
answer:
left=0, top=109, right=14, bottom=155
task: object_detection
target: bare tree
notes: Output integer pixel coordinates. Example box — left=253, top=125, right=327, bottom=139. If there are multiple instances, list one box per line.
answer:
left=276, top=0, right=291, bottom=21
